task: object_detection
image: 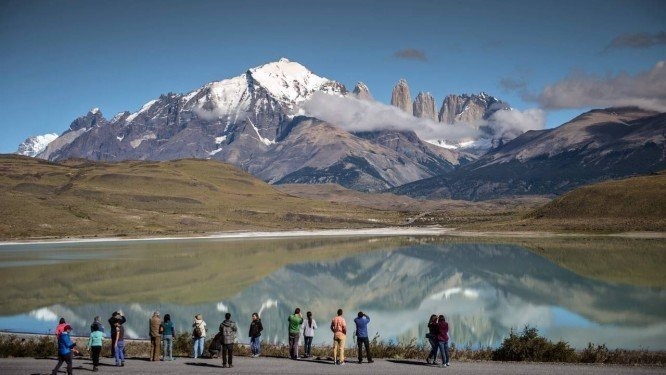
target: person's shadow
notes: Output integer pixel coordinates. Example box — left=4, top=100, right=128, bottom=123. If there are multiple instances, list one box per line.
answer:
left=185, top=361, right=224, bottom=368
left=386, top=359, right=433, bottom=366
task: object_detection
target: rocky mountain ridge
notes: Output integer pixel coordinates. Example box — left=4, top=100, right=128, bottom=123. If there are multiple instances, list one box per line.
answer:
left=26, top=59, right=464, bottom=192
left=393, top=107, right=666, bottom=200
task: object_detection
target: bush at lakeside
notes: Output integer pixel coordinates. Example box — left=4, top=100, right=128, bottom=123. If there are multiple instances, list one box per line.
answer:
left=0, top=330, right=663, bottom=366
left=492, top=326, right=577, bottom=362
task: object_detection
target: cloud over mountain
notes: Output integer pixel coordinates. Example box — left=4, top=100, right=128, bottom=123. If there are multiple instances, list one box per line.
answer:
left=302, top=92, right=477, bottom=141
left=537, top=61, right=666, bottom=112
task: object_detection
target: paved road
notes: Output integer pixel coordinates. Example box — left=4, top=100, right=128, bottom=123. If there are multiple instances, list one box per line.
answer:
left=1, top=356, right=663, bottom=375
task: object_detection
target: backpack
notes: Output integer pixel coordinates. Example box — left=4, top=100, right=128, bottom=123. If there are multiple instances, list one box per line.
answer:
left=193, top=323, right=203, bottom=338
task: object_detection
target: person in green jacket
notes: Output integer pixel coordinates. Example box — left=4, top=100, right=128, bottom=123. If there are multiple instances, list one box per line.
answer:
left=287, top=308, right=303, bottom=359
left=87, top=324, right=105, bottom=372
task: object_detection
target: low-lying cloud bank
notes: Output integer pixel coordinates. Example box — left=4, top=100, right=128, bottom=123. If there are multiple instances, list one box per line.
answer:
left=302, top=92, right=545, bottom=144
left=538, top=61, right=666, bottom=112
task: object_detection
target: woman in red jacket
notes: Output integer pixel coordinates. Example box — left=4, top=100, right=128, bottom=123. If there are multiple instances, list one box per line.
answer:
left=436, top=315, right=450, bottom=367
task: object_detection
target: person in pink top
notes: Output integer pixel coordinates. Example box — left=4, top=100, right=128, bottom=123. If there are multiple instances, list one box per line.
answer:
left=330, top=308, right=347, bottom=365
left=437, top=314, right=450, bottom=367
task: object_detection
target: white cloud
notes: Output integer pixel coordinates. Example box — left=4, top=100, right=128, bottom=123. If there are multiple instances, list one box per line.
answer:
left=301, top=92, right=478, bottom=142
left=302, top=92, right=545, bottom=144
left=538, top=61, right=666, bottom=112
left=488, top=108, right=546, bottom=139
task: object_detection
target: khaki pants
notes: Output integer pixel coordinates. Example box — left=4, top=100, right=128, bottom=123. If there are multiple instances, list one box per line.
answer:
left=333, top=332, right=346, bottom=363
left=150, top=336, right=160, bottom=361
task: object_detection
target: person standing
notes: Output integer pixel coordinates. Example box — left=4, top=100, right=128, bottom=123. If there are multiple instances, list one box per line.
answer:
left=220, top=313, right=237, bottom=368
left=87, top=324, right=105, bottom=372
left=161, top=314, right=175, bottom=361
left=108, top=311, right=126, bottom=358
left=302, top=311, right=317, bottom=358
left=330, top=308, right=347, bottom=365
left=113, top=321, right=126, bottom=367
left=90, top=316, right=105, bottom=334
left=149, top=311, right=162, bottom=361
left=287, top=308, right=303, bottom=360
left=354, top=311, right=373, bottom=363
left=192, top=314, right=207, bottom=358
left=51, top=324, right=78, bottom=375
left=426, top=314, right=439, bottom=364
left=248, top=312, right=263, bottom=357
left=437, top=314, right=450, bottom=367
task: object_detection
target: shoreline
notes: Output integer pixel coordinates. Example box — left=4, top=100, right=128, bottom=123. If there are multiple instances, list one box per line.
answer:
left=1, top=227, right=664, bottom=246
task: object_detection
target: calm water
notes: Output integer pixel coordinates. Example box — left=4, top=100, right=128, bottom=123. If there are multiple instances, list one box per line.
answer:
left=0, top=235, right=664, bottom=350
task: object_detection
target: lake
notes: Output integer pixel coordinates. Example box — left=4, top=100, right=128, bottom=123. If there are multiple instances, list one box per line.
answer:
left=0, top=234, right=664, bottom=350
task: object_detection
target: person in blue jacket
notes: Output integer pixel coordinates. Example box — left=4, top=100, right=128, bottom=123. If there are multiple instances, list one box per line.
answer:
left=354, top=311, right=373, bottom=364
left=51, top=324, right=78, bottom=375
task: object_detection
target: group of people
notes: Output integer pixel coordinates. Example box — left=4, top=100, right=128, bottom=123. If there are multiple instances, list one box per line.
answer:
left=51, top=312, right=126, bottom=375
left=426, top=314, right=451, bottom=367
left=50, top=309, right=451, bottom=373
left=286, top=308, right=373, bottom=365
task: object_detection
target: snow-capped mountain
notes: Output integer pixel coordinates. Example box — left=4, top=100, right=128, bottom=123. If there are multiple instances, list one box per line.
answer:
left=29, top=58, right=462, bottom=191
left=16, top=133, right=59, bottom=157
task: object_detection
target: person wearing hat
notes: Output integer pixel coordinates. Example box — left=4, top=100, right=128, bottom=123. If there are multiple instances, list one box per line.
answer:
left=192, top=314, right=207, bottom=358
left=51, top=324, right=78, bottom=375
left=149, top=311, right=162, bottom=361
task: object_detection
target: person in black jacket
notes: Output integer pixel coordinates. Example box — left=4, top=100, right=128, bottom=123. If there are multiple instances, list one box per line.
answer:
left=248, top=312, right=263, bottom=357
left=108, top=311, right=126, bottom=357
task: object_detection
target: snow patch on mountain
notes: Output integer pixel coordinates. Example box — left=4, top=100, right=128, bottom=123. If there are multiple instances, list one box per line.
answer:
left=16, top=133, right=59, bottom=157
left=126, top=99, right=159, bottom=122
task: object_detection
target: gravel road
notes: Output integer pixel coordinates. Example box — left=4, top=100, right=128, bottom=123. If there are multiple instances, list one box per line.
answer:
left=1, top=356, right=663, bottom=375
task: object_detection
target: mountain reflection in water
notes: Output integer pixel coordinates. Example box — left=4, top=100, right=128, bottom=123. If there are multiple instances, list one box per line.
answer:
left=0, top=238, right=664, bottom=349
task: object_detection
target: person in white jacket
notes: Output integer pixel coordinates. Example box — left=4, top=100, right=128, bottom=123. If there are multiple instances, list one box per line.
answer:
left=302, top=311, right=318, bottom=358
left=192, top=314, right=207, bottom=358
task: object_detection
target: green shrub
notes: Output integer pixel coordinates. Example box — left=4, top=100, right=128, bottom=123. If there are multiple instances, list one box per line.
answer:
left=492, top=326, right=577, bottom=362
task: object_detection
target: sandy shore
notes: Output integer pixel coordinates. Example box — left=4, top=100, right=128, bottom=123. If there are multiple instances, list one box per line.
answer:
left=1, top=227, right=664, bottom=246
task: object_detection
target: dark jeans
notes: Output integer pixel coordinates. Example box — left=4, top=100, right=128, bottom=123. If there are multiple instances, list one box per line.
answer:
left=303, top=336, right=313, bottom=357
left=91, top=345, right=102, bottom=366
left=222, top=343, right=233, bottom=365
left=438, top=340, right=449, bottom=365
left=52, top=352, right=72, bottom=375
left=288, top=332, right=300, bottom=359
left=427, top=336, right=439, bottom=361
left=357, top=336, right=372, bottom=361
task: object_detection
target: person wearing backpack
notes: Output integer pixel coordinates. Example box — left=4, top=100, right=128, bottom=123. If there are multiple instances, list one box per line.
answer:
left=219, top=313, right=237, bottom=368
left=192, top=314, right=207, bottom=358
left=248, top=312, right=263, bottom=357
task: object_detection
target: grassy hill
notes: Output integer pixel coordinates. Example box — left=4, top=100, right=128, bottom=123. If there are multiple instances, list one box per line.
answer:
left=525, top=172, right=666, bottom=232
left=0, top=155, right=402, bottom=240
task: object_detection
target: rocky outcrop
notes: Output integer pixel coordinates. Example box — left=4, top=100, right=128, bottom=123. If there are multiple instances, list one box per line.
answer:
left=352, top=82, right=373, bottom=101
left=413, top=92, right=437, bottom=121
left=390, top=79, right=412, bottom=113
left=438, top=93, right=509, bottom=125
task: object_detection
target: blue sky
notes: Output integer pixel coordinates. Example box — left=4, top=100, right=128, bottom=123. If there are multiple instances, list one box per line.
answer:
left=1, top=0, right=664, bottom=153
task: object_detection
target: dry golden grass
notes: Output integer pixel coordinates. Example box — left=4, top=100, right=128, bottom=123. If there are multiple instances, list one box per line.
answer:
left=0, top=155, right=403, bottom=240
